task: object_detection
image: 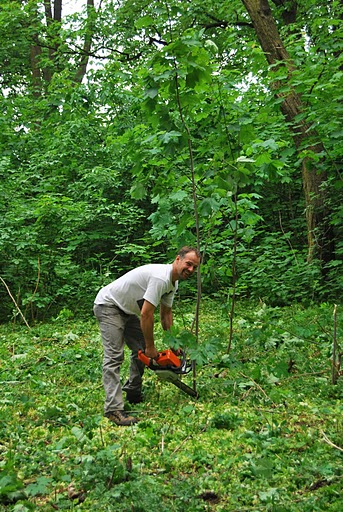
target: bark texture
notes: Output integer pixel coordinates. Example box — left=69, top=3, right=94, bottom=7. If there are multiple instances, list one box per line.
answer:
left=241, top=0, right=334, bottom=263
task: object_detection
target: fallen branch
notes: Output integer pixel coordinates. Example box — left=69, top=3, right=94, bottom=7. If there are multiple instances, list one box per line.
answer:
left=170, top=433, right=193, bottom=456
left=321, top=431, right=343, bottom=453
left=0, top=277, right=30, bottom=329
left=281, top=370, right=327, bottom=381
left=239, top=372, right=275, bottom=405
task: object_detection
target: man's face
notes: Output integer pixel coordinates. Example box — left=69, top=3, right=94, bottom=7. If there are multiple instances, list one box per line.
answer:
left=175, top=251, right=200, bottom=280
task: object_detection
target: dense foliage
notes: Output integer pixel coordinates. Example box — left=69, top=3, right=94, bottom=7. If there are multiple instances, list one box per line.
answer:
left=0, top=0, right=342, bottom=322
left=1, top=6, right=342, bottom=511
left=1, top=300, right=342, bottom=511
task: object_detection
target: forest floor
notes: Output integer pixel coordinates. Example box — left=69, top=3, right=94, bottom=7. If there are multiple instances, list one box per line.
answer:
left=0, top=299, right=342, bottom=511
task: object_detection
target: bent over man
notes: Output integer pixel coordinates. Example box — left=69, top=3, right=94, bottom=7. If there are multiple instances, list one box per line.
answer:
left=93, top=247, right=201, bottom=426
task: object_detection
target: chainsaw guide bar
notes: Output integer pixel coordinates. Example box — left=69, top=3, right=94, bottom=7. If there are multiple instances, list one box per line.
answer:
left=138, top=349, right=198, bottom=398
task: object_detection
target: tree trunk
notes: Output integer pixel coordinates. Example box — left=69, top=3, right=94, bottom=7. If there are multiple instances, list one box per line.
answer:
left=30, top=37, right=42, bottom=96
left=271, top=0, right=297, bottom=25
left=30, top=0, right=95, bottom=90
left=53, top=0, right=62, bottom=23
left=74, top=0, right=95, bottom=83
left=241, top=0, right=334, bottom=264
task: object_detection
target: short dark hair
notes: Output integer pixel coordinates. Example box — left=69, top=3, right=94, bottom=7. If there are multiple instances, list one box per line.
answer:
left=177, top=246, right=201, bottom=260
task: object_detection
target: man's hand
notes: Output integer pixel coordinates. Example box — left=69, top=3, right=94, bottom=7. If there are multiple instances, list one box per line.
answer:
left=171, top=347, right=182, bottom=356
left=145, top=346, right=159, bottom=359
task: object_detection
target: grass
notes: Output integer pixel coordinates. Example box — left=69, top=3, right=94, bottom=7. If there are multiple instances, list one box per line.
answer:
left=0, top=299, right=342, bottom=511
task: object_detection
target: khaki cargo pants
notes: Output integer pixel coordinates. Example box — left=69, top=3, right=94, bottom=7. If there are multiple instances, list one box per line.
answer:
left=93, top=304, right=145, bottom=414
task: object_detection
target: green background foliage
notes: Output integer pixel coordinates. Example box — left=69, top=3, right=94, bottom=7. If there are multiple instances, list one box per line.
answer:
left=1, top=0, right=342, bottom=321
left=0, top=4, right=342, bottom=509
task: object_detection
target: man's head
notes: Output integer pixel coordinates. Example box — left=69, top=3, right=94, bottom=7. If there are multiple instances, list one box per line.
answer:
left=172, top=246, right=201, bottom=282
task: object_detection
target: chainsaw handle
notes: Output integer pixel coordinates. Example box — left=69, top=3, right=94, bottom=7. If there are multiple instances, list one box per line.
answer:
left=138, top=350, right=160, bottom=368
left=138, top=350, right=150, bottom=366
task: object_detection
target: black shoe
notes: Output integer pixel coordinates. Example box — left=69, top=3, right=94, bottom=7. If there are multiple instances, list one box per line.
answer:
left=126, top=391, right=143, bottom=404
left=105, top=410, right=138, bottom=426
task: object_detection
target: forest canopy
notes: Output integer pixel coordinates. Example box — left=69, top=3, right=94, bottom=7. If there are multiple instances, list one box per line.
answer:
left=0, top=0, right=342, bottom=322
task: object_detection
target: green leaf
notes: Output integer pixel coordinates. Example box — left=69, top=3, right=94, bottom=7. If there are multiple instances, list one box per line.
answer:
left=130, top=182, right=146, bottom=199
left=134, top=16, right=155, bottom=29
left=159, top=131, right=182, bottom=144
left=237, top=156, right=255, bottom=163
left=71, top=426, right=90, bottom=443
left=169, top=190, right=188, bottom=201
left=25, top=477, right=52, bottom=497
left=144, top=88, right=159, bottom=99
left=259, top=488, right=279, bottom=501
left=199, top=199, right=213, bottom=217
left=255, top=153, right=272, bottom=165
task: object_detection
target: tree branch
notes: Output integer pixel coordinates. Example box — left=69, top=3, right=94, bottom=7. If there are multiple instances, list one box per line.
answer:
left=321, top=431, right=343, bottom=452
left=202, top=12, right=252, bottom=30
left=0, top=277, right=30, bottom=329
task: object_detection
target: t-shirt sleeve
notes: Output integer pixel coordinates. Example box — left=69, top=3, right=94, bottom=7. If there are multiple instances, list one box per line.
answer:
left=143, top=277, right=167, bottom=308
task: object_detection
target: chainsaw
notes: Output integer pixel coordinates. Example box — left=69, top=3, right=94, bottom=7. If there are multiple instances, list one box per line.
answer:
left=138, top=349, right=198, bottom=398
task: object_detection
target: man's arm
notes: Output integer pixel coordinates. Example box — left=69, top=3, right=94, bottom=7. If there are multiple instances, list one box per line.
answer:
left=160, top=303, right=173, bottom=331
left=160, top=303, right=181, bottom=355
left=140, top=300, right=159, bottom=359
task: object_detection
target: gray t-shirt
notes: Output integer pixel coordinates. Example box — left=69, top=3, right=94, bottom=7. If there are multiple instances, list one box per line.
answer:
left=94, top=264, right=178, bottom=315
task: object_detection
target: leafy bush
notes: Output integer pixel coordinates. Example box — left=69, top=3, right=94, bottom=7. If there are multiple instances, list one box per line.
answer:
left=235, top=233, right=325, bottom=305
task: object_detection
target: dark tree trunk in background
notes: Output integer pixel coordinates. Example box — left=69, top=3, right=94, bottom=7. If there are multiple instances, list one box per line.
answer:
left=241, top=0, right=335, bottom=265
left=30, top=0, right=95, bottom=91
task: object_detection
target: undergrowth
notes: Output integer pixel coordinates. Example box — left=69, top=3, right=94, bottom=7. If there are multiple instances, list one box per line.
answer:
left=0, top=299, right=342, bottom=511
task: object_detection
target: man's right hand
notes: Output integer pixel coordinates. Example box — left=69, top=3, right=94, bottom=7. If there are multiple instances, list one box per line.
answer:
left=145, top=346, right=159, bottom=360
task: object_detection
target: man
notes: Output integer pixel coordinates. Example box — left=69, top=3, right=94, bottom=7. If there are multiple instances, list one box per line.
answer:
left=93, top=246, right=201, bottom=426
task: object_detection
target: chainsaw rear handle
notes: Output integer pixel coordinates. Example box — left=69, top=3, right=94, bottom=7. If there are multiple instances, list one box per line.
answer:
left=138, top=350, right=155, bottom=368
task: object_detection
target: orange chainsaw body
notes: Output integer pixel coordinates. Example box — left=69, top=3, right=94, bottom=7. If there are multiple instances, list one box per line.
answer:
left=137, top=349, right=198, bottom=398
left=138, top=349, right=181, bottom=368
